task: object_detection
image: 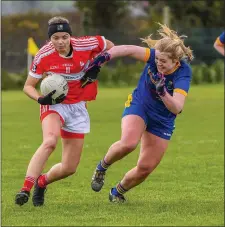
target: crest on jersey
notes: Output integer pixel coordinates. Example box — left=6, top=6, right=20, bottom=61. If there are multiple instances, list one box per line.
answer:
left=167, top=81, right=173, bottom=91
left=57, top=24, right=64, bottom=31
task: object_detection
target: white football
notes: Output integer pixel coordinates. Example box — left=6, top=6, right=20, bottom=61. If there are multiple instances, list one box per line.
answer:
left=40, top=74, right=68, bottom=100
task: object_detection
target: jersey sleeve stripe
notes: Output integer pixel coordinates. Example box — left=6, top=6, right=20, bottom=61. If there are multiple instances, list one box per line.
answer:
left=101, top=36, right=107, bottom=51
left=33, top=43, right=55, bottom=63
left=144, top=48, right=150, bottom=62
left=71, top=37, right=98, bottom=42
left=73, top=45, right=99, bottom=51
left=34, top=49, right=55, bottom=64
left=216, top=37, right=224, bottom=46
left=72, top=42, right=99, bottom=47
left=174, top=88, right=187, bottom=96
left=35, top=43, right=54, bottom=56
left=71, top=37, right=99, bottom=44
left=29, top=71, right=42, bottom=79
left=71, top=38, right=99, bottom=43
left=36, top=45, right=53, bottom=55
left=71, top=41, right=99, bottom=47
left=34, top=47, right=53, bottom=60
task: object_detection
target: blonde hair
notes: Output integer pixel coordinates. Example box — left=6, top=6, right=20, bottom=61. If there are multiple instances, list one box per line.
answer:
left=48, top=16, right=69, bottom=25
left=141, top=23, right=194, bottom=62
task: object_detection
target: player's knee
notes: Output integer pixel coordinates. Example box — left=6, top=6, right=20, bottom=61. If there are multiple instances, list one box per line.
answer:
left=121, top=140, right=138, bottom=152
left=137, top=164, right=154, bottom=178
left=61, top=165, right=77, bottom=177
left=42, top=135, right=58, bottom=153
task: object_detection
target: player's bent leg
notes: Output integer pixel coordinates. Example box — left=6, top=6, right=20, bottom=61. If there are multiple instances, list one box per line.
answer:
left=32, top=133, right=84, bottom=206
left=33, top=102, right=89, bottom=206
left=16, top=114, right=61, bottom=206
left=27, top=113, right=61, bottom=179
left=122, top=132, right=168, bottom=189
left=30, top=113, right=62, bottom=206
left=32, top=132, right=84, bottom=206
left=91, top=115, right=146, bottom=192
left=32, top=131, right=84, bottom=206
left=137, top=131, right=168, bottom=179
left=108, top=132, right=169, bottom=202
left=46, top=132, right=84, bottom=182
left=104, top=115, right=146, bottom=164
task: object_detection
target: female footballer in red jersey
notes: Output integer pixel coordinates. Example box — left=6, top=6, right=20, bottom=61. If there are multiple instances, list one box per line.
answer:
left=89, top=23, right=194, bottom=202
left=214, top=31, right=225, bottom=56
left=15, top=16, right=114, bottom=206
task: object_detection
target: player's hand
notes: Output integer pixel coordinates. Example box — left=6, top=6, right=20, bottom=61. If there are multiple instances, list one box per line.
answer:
left=85, top=52, right=111, bottom=72
left=155, top=73, right=166, bottom=97
left=38, top=90, right=65, bottom=105
left=81, top=52, right=110, bottom=88
left=54, top=94, right=66, bottom=104
left=81, top=65, right=101, bottom=88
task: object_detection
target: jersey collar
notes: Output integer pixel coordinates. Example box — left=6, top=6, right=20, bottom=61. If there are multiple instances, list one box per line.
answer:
left=164, top=62, right=181, bottom=75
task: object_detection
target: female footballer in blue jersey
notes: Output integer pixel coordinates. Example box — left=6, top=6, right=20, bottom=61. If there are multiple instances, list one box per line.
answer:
left=214, top=31, right=225, bottom=56
left=87, top=23, right=194, bottom=202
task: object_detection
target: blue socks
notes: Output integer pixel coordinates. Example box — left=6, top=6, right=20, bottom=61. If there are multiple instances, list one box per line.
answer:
left=111, top=182, right=128, bottom=196
left=96, top=160, right=128, bottom=197
left=96, top=159, right=111, bottom=172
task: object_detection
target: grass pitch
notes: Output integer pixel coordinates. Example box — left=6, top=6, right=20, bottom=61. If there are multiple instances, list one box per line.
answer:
left=1, top=84, right=224, bottom=226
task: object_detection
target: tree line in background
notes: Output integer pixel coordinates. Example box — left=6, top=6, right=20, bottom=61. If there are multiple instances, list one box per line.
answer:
left=2, top=0, right=224, bottom=90
left=75, top=0, right=224, bottom=31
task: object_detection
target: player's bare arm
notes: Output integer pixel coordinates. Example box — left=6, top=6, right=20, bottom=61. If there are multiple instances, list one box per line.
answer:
left=23, top=75, right=41, bottom=101
left=105, top=39, right=114, bottom=50
left=107, top=45, right=147, bottom=62
left=85, top=45, right=147, bottom=71
left=160, top=92, right=186, bottom=115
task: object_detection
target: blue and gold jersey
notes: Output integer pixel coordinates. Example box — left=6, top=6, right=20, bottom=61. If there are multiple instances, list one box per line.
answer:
left=131, top=48, right=192, bottom=127
left=215, top=32, right=225, bottom=46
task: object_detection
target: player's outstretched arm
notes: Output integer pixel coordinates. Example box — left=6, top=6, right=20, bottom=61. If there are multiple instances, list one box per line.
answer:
left=105, top=39, right=114, bottom=50
left=87, top=45, right=148, bottom=68
left=108, top=45, right=147, bottom=62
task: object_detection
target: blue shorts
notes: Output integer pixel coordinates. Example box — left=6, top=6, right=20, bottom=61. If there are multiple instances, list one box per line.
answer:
left=122, top=101, right=175, bottom=140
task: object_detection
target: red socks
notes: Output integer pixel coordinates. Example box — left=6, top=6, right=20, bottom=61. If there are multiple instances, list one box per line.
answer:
left=37, top=174, right=48, bottom=188
left=21, top=174, right=48, bottom=192
left=21, top=176, right=36, bottom=192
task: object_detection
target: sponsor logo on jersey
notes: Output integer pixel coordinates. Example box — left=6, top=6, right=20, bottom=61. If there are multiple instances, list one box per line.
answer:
left=46, top=71, right=85, bottom=81
left=50, top=65, right=59, bottom=69
left=62, top=63, right=73, bottom=67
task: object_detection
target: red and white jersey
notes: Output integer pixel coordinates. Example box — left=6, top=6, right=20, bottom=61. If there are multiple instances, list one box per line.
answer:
left=29, top=36, right=107, bottom=104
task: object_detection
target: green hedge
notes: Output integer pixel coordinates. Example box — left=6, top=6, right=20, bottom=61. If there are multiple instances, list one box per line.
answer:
left=98, top=60, right=144, bottom=87
left=2, top=59, right=224, bottom=90
left=191, top=60, right=224, bottom=85
left=99, top=59, right=224, bottom=86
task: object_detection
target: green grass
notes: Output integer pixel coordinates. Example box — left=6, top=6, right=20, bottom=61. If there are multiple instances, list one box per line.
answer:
left=2, top=84, right=224, bottom=226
